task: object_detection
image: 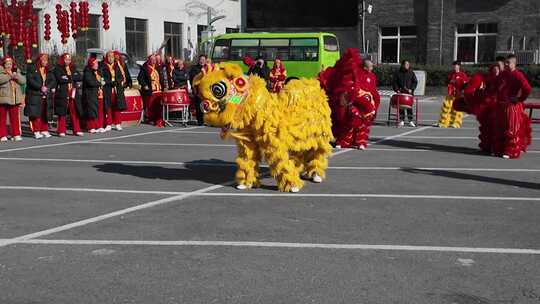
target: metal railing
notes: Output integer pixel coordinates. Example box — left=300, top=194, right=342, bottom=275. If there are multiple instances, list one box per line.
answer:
left=496, top=50, right=540, bottom=65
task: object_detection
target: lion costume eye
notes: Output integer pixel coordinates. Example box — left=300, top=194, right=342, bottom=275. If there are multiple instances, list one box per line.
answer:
left=211, top=81, right=228, bottom=99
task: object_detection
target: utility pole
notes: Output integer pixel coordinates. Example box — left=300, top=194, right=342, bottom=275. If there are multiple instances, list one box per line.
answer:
left=360, top=1, right=373, bottom=54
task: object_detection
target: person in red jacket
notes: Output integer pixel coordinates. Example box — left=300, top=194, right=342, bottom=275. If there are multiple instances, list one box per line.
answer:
left=491, top=55, right=532, bottom=159
left=269, top=58, right=287, bottom=93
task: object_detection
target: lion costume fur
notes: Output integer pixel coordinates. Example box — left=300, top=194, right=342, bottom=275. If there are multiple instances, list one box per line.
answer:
left=193, top=63, right=333, bottom=192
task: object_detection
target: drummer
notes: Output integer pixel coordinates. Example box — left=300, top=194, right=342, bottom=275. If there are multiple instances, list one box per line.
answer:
left=173, top=60, right=189, bottom=89
left=392, top=60, right=418, bottom=127
left=137, top=54, right=164, bottom=128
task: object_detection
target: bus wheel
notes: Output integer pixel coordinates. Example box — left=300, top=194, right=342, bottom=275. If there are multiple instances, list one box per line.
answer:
left=285, top=77, right=300, bottom=85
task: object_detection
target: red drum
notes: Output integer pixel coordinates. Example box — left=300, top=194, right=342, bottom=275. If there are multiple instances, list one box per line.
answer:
left=390, top=93, right=415, bottom=109
left=121, top=89, right=144, bottom=127
left=162, top=88, right=190, bottom=112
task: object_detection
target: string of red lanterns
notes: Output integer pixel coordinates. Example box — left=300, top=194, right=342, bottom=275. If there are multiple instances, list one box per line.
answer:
left=0, top=1, right=111, bottom=62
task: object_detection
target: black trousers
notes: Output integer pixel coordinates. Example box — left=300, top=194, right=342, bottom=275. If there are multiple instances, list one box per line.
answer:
left=193, top=97, right=204, bottom=125
left=399, top=108, right=414, bottom=121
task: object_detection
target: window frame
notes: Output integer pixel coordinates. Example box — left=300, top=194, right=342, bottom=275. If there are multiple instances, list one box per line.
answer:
left=125, top=17, right=148, bottom=61
left=76, top=14, right=101, bottom=55
left=454, top=23, right=498, bottom=64
left=164, top=21, right=183, bottom=58
left=378, top=26, right=417, bottom=64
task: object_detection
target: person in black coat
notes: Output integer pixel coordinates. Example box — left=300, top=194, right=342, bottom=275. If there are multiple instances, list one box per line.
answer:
left=114, top=51, right=132, bottom=89
left=188, top=54, right=208, bottom=125
left=53, top=53, right=83, bottom=137
left=137, top=54, right=164, bottom=127
left=82, top=57, right=104, bottom=133
left=100, top=51, right=126, bottom=131
left=392, top=60, right=418, bottom=126
left=172, top=59, right=189, bottom=88
left=247, top=57, right=270, bottom=83
left=25, top=53, right=56, bottom=139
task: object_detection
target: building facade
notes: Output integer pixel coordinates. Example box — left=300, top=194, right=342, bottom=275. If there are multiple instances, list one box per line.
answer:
left=245, top=0, right=539, bottom=65
left=28, top=0, right=242, bottom=61
left=363, top=0, right=540, bottom=65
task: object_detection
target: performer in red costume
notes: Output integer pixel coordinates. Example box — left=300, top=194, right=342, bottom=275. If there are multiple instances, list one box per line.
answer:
left=269, top=58, right=287, bottom=93
left=24, top=53, right=55, bottom=139
left=492, top=55, right=532, bottom=159
left=53, top=53, right=83, bottom=137
left=319, top=48, right=379, bottom=150
left=137, top=54, right=164, bottom=127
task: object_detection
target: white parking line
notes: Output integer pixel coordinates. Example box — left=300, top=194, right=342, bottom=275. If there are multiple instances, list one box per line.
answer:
left=0, top=186, right=538, bottom=201
left=2, top=157, right=538, bottom=172
left=9, top=239, right=540, bottom=255
left=0, top=126, right=205, bottom=153
left=90, top=142, right=236, bottom=147
left=0, top=183, right=229, bottom=248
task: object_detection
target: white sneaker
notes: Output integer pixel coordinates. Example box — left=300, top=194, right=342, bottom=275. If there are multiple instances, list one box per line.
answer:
left=358, top=144, right=367, bottom=150
left=76, top=132, right=84, bottom=137
left=58, top=133, right=66, bottom=137
left=114, top=124, right=123, bottom=131
left=89, top=129, right=97, bottom=134
left=98, top=128, right=106, bottom=133
left=502, top=155, right=510, bottom=159
left=335, top=145, right=342, bottom=149
left=104, top=125, right=112, bottom=132
left=408, top=121, right=416, bottom=127
left=398, top=121, right=405, bottom=127
left=41, top=131, right=52, bottom=138
left=12, top=136, right=22, bottom=141
left=0, top=136, right=8, bottom=142
left=236, top=184, right=248, bottom=190
left=312, top=174, right=323, bottom=183
left=34, top=132, right=43, bottom=139
left=290, top=187, right=300, bottom=193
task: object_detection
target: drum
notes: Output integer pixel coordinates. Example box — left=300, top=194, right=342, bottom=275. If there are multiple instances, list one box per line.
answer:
left=121, top=89, right=144, bottom=127
left=162, top=88, right=190, bottom=111
left=390, top=93, right=415, bottom=109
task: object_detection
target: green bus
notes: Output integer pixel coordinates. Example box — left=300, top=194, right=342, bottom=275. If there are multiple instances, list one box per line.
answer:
left=210, top=32, right=340, bottom=78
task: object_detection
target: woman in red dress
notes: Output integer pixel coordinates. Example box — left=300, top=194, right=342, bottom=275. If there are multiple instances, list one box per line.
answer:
left=269, top=58, right=287, bottom=93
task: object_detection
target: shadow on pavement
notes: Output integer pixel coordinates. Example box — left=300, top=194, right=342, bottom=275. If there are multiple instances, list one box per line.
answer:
left=379, top=139, right=482, bottom=155
left=94, top=159, right=272, bottom=186
left=401, top=168, right=540, bottom=191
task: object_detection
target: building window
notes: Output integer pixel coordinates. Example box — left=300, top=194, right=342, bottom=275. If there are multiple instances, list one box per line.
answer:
left=379, top=26, right=417, bottom=64
left=125, top=17, right=147, bottom=61
left=455, top=23, right=497, bottom=63
left=164, top=22, right=183, bottom=58
left=76, top=14, right=100, bottom=55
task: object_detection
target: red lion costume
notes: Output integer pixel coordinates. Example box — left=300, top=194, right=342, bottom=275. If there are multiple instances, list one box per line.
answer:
left=454, top=65, right=532, bottom=159
left=319, top=48, right=380, bottom=149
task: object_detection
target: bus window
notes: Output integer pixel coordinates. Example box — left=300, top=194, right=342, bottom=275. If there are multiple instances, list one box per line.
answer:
left=260, top=39, right=290, bottom=61
left=323, top=36, right=339, bottom=52
left=230, top=39, right=260, bottom=60
left=290, top=38, right=319, bottom=61
left=212, top=39, right=231, bottom=60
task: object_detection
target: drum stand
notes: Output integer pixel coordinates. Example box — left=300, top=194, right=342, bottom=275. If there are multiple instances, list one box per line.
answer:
left=387, top=98, right=420, bottom=127
left=162, top=103, right=190, bottom=127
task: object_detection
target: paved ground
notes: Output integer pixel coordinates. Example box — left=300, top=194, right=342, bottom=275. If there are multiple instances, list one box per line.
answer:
left=1, top=97, right=540, bottom=304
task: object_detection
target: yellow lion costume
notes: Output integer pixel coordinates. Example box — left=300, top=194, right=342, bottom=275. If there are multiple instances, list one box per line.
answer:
left=193, top=63, right=333, bottom=192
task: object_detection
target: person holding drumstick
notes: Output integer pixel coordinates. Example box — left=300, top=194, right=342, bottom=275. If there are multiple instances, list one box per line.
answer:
left=138, top=54, right=164, bottom=128
left=392, top=60, right=418, bottom=127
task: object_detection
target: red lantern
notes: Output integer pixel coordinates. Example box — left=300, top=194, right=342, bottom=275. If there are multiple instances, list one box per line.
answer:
left=31, top=14, right=38, bottom=47
left=44, top=13, right=51, bottom=41
left=0, top=2, right=6, bottom=36
left=17, top=3, right=24, bottom=47
left=69, top=2, right=78, bottom=38
left=102, top=2, right=109, bottom=31
left=79, top=1, right=89, bottom=31
left=56, top=4, right=63, bottom=32
left=61, top=10, right=70, bottom=45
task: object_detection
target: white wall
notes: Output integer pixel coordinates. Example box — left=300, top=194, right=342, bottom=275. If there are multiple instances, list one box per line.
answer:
left=33, top=0, right=242, bottom=59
